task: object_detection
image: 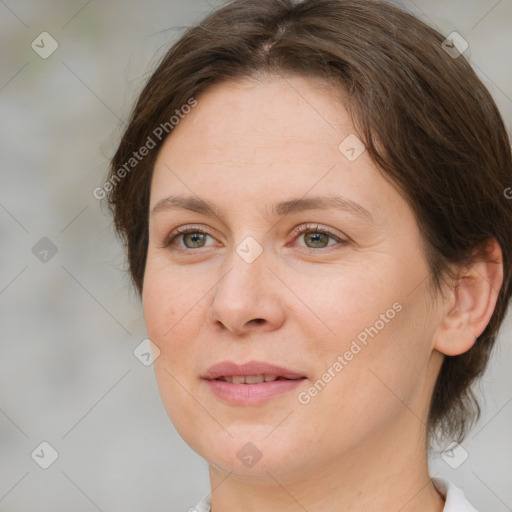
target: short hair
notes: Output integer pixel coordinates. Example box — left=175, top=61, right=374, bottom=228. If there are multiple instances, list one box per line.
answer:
left=106, top=0, right=512, bottom=446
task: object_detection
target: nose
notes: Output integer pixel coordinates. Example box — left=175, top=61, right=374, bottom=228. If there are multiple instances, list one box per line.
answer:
left=207, top=248, right=286, bottom=336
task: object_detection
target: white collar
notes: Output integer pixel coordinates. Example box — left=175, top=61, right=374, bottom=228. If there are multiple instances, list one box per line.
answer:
left=432, top=477, right=479, bottom=512
left=190, top=477, right=478, bottom=511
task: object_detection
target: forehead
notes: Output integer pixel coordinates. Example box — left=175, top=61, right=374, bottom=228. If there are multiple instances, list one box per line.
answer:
left=150, top=75, right=399, bottom=222
left=178, top=75, right=348, bottom=158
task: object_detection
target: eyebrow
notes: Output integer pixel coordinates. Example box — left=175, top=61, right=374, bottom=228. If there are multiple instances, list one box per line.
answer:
left=150, top=194, right=373, bottom=221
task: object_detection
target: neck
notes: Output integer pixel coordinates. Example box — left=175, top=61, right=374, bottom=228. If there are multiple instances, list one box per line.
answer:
left=207, top=414, right=445, bottom=512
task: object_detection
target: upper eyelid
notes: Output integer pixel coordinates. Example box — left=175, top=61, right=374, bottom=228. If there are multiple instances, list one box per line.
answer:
left=294, top=224, right=345, bottom=241
left=168, top=223, right=341, bottom=238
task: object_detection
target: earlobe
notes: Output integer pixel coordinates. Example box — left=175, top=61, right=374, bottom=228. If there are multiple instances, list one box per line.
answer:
left=433, top=239, right=503, bottom=357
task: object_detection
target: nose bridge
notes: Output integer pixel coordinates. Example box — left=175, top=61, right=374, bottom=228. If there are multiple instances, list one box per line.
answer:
left=217, top=236, right=269, bottom=308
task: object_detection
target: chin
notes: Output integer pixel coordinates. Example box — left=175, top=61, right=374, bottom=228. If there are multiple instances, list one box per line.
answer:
left=193, top=428, right=311, bottom=480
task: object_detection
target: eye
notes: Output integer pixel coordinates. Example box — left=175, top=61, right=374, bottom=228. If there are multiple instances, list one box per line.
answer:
left=292, top=224, right=348, bottom=250
left=163, top=225, right=217, bottom=250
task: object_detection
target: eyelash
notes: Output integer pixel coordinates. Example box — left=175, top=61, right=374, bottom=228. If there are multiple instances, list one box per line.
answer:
left=162, top=223, right=348, bottom=253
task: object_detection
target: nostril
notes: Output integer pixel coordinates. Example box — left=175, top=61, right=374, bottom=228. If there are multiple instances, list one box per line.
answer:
left=252, top=318, right=265, bottom=325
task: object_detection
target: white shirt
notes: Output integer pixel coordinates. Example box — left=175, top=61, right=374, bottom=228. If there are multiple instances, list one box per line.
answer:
left=189, top=477, right=478, bottom=511
left=432, top=477, right=478, bottom=512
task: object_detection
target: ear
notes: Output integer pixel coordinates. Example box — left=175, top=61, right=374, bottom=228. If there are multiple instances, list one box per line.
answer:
left=433, top=239, right=504, bottom=356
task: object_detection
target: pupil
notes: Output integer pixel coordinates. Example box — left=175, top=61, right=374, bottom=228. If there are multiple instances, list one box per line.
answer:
left=185, top=233, right=205, bottom=247
left=306, top=232, right=327, bottom=248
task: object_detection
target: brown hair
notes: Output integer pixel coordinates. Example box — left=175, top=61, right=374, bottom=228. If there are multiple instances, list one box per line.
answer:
left=106, top=0, right=512, bottom=445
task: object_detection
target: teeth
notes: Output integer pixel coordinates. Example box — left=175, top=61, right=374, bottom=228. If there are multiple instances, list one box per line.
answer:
left=245, top=375, right=264, bottom=384
left=220, top=374, right=280, bottom=384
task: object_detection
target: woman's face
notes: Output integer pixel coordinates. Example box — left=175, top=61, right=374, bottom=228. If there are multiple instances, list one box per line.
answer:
left=143, top=75, right=445, bottom=481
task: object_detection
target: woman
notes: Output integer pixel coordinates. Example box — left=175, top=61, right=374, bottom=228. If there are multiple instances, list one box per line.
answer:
left=106, top=0, right=512, bottom=510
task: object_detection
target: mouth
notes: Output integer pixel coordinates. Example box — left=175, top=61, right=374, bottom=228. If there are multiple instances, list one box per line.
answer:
left=202, top=360, right=306, bottom=381
left=214, top=374, right=304, bottom=384
left=202, top=361, right=307, bottom=405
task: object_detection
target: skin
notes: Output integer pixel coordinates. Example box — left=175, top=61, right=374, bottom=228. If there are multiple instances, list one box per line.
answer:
left=143, top=74, right=503, bottom=512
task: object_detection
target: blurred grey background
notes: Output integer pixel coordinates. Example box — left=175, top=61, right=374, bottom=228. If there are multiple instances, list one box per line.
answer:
left=0, top=0, right=511, bottom=510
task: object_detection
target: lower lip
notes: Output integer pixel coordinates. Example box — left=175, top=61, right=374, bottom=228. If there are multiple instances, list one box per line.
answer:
left=204, top=378, right=306, bottom=405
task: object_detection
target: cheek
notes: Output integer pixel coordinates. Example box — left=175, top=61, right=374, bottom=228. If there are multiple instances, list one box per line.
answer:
left=299, top=261, right=434, bottom=414
left=299, top=263, right=400, bottom=349
left=142, top=262, right=200, bottom=408
left=297, top=314, right=426, bottom=451
left=143, top=278, right=203, bottom=366
left=142, top=253, right=200, bottom=340
left=142, top=251, right=214, bottom=352
left=325, top=297, right=435, bottom=427
left=142, top=271, right=205, bottom=442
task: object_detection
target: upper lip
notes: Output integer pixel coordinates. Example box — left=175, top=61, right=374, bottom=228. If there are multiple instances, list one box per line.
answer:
left=202, top=360, right=306, bottom=380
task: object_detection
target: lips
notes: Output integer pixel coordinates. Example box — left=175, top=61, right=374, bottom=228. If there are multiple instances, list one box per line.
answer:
left=202, top=361, right=307, bottom=405
left=202, top=360, right=306, bottom=381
